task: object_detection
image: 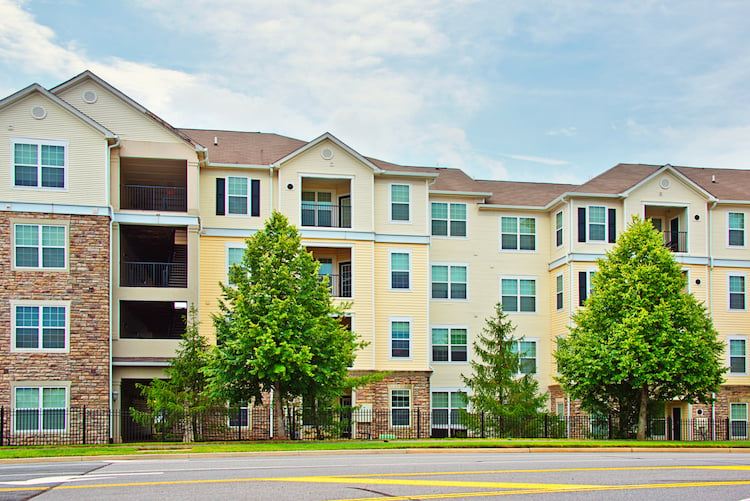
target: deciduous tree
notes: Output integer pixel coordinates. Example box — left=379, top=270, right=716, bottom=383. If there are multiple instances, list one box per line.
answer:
left=555, top=216, right=725, bottom=439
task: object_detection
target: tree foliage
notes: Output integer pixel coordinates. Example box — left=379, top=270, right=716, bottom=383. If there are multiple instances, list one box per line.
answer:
left=206, top=211, right=366, bottom=439
left=462, top=303, right=547, bottom=424
left=133, top=305, right=217, bottom=442
left=555, top=216, right=725, bottom=439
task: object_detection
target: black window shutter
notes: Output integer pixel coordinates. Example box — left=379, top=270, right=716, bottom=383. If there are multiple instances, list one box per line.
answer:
left=216, top=178, right=225, bottom=216
left=577, top=208, right=586, bottom=242
left=579, top=271, right=587, bottom=306
left=608, top=208, right=616, bottom=243
left=250, top=179, right=260, bottom=217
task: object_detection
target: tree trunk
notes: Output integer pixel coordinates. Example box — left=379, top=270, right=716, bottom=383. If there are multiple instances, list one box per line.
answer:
left=636, top=384, right=648, bottom=440
left=273, top=383, right=288, bottom=440
left=182, top=405, right=194, bottom=443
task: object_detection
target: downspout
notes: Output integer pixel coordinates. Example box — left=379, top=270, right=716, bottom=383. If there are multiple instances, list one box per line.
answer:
left=708, top=201, right=718, bottom=313
left=106, top=136, right=120, bottom=442
left=711, top=392, right=716, bottom=441
left=566, top=196, right=573, bottom=439
left=269, top=164, right=276, bottom=214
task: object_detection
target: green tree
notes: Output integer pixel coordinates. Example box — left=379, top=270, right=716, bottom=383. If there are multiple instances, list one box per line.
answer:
left=462, top=303, right=547, bottom=428
left=555, top=216, right=725, bottom=440
left=133, top=305, right=217, bottom=442
left=206, top=211, right=365, bottom=440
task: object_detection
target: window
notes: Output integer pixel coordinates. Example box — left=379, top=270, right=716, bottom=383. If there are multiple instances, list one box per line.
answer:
left=14, top=224, right=66, bottom=269
left=13, top=140, right=66, bottom=189
left=555, top=211, right=563, bottom=247
left=302, top=191, right=333, bottom=226
left=12, top=302, right=68, bottom=352
left=226, top=246, right=245, bottom=285
left=578, top=269, right=597, bottom=306
left=729, top=274, right=746, bottom=310
left=511, top=339, right=537, bottom=375
left=501, top=277, right=536, bottom=312
left=431, top=264, right=467, bottom=299
left=501, top=217, right=535, bottom=250
left=431, top=391, right=468, bottom=432
left=431, top=327, right=468, bottom=362
left=391, top=389, right=410, bottom=426
left=391, top=184, right=410, bottom=221
left=390, top=251, right=410, bottom=290
left=730, top=403, right=748, bottom=439
left=729, top=212, right=745, bottom=247
left=391, top=318, right=411, bottom=358
left=229, top=402, right=249, bottom=427
left=215, top=177, right=260, bottom=216
left=578, top=206, right=616, bottom=243
left=729, top=336, right=747, bottom=375
left=14, top=386, right=67, bottom=432
left=431, top=203, right=466, bottom=237
left=556, top=274, right=564, bottom=311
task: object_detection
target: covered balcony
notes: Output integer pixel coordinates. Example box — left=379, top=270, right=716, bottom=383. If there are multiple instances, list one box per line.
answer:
left=300, top=177, right=351, bottom=229
left=120, top=157, right=187, bottom=212
left=119, top=301, right=187, bottom=339
left=645, top=206, right=687, bottom=253
left=309, top=246, right=352, bottom=298
left=120, top=225, right=187, bottom=288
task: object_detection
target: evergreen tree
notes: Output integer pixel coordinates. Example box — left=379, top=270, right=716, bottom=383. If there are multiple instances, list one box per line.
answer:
left=462, top=303, right=547, bottom=425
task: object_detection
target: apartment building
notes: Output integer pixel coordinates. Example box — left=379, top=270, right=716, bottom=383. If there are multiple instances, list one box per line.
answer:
left=1, top=71, right=747, bottom=441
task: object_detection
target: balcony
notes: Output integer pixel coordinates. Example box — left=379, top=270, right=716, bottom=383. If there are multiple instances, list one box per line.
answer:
left=120, top=301, right=186, bottom=339
left=301, top=204, right=351, bottom=228
left=660, top=231, right=687, bottom=253
left=320, top=273, right=352, bottom=298
left=120, top=225, right=188, bottom=288
left=120, top=157, right=187, bottom=212
left=300, top=178, right=351, bottom=229
left=310, top=246, right=352, bottom=298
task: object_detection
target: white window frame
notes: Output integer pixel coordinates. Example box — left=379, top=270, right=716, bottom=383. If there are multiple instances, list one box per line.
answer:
left=431, top=202, right=467, bottom=238
left=390, top=183, right=411, bottom=223
left=728, top=335, right=747, bottom=376
left=587, top=205, right=608, bottom=242
left=11, top=382, right=70, bottom=433
left=11, top=138, right=68, bottom=191
left=730, top=403, right=748, bottom=440
left=555, top=210, right=563, bottom=248
left=11, top=300, right=70, bottom=353
left=390, top=388, right=411, bottom=427
left=389, top=316, right=412, bottom=360
left=389, top=249, right=411, bottom=291
left=13, top=222, right=67, bottom=270
left=500, top=216, right=537, bottom=252
left=228, top=402, right=250, bottom=428
left=431, top=388, right=469, bottom=432
left=225, top=243, right=246, bottom=286
left=430, top=263, right=468, bottom=301
left=500, top=276, right=537, bottom=313
left=225, top=176, right=250, bottom=216
left=430, top=325, right=469, bottom=364
left=555, top=273, right=564, bottom=311
left=586, top=267, right=597, bottom=298
left=728, top=272, right=746, bottom=311
left=512, top=338, right=538, bottom=375
left=728, top=212, right=745, bottom=248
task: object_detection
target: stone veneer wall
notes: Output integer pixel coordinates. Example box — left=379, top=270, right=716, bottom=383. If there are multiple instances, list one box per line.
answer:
left=0, top=212, right=110, bottom=410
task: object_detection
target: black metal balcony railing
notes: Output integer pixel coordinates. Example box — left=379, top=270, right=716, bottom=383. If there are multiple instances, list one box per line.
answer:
left=319, top=273, right=352, bottom=298
left=661, top=230, right=687, bottom=252
left=121, top=185, right=187, bottom=212
left=121, top=262, right=187, bottom=288
left=301, top=204, right=351, bottom=228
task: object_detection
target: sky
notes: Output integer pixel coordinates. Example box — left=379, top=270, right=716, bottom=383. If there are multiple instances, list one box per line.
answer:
left=1, top=0, right=749, bottom=185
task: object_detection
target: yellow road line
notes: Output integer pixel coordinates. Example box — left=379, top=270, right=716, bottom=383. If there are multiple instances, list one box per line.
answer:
left=265, top=476, right=598, bottom=490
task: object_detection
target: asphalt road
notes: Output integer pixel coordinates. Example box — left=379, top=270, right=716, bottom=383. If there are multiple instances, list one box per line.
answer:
left=1, top=451, right=749, bottom=500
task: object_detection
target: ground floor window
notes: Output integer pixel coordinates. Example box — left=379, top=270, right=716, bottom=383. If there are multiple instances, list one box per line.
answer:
left=391, top=389, right=410, bottom=427
left=431, top=390, right=468, bottom=437
left=730, top=403, right=748, bottom=439
left=14, top=386, right=67, bottom=432
left=229, top=402, right=249, bottom=427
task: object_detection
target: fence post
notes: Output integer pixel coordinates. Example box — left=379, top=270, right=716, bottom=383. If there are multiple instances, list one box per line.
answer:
left=0, top=406, right=4, bottom=446
left=161, top=408, right=166, bottom=442
left=481, top=411, right=485, bottom=439
left=416, top=408, right=420, bottom=439
left=82, top=406, right=87, bottom=445
left=667, top=417, right=672, bottom=441
left=544, top=414, right=549, bottom=438
left=726, top=418, right=731, bottom=441
left=608, top=414, right=613, bottom=440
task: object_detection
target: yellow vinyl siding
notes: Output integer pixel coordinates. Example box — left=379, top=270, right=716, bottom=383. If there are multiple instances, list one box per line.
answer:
left=199, top=169, right=271, bottom=229
left=0, top=94, right=108, bottom=206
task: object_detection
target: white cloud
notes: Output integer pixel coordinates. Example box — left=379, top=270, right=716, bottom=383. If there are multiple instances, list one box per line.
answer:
left=547, top=127, right=577, bottom=137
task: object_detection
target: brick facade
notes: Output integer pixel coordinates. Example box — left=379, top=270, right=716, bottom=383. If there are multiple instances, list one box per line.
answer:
left=0, top=212, right=110, bottom=411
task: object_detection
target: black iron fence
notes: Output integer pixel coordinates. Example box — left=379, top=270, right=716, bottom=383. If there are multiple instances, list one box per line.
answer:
left=121, top=262, right=187, bottom=288
left=0, top=406, right=743, bottom=446
left=121, top=185, right=187, bottom=212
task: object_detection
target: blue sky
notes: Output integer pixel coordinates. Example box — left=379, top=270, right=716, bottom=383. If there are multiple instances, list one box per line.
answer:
left=1, top=0, right=749, bottom=184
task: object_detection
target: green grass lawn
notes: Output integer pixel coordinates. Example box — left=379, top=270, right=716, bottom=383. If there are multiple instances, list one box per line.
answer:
left=1, top=438, right=749, bottom=460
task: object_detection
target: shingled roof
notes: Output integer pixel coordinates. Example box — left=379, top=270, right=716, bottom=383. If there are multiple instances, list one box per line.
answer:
left=179, top=129, right=306, bottom=165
